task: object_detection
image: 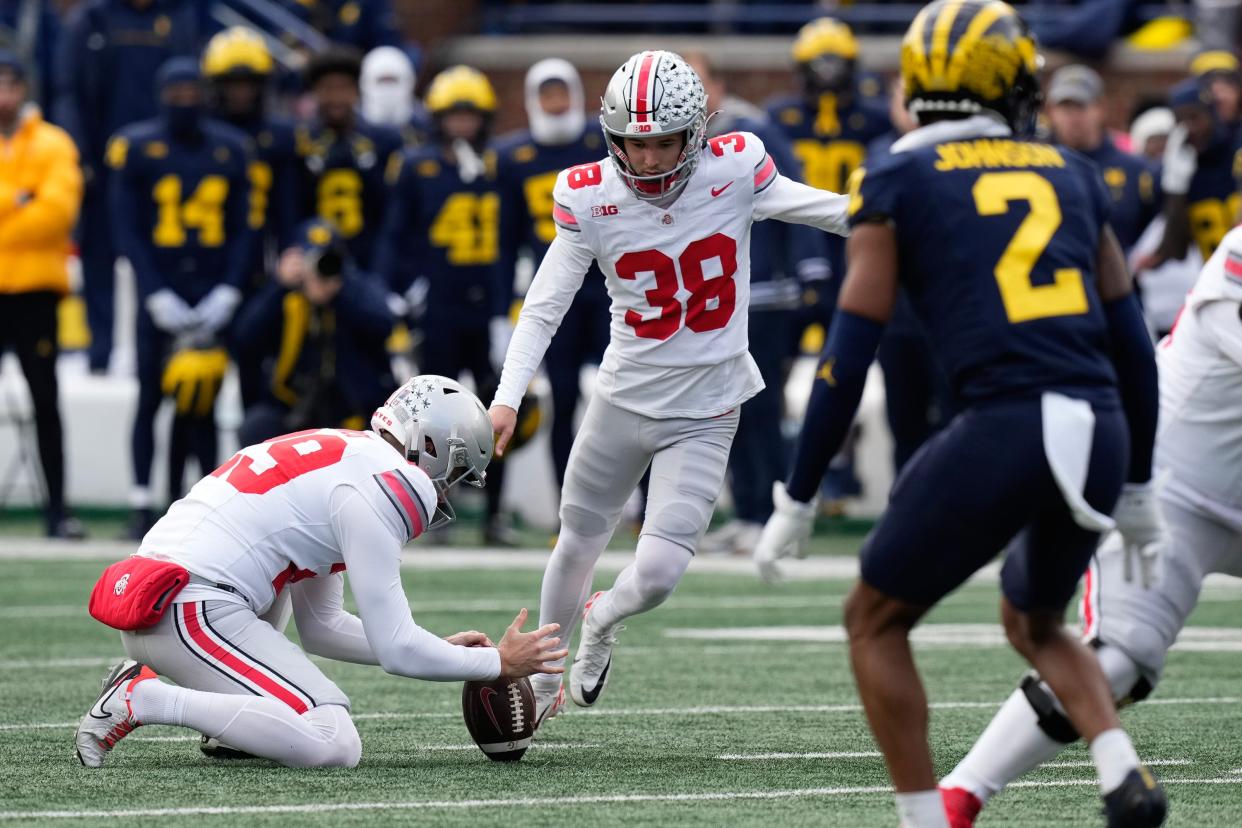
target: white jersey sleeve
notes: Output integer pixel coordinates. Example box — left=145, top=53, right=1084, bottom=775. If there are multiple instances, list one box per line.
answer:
left=330, top=484, right=501, bottom=681
left=747, top=134, right=849, bottom=236
left=493, top=168, right=596, bottom=411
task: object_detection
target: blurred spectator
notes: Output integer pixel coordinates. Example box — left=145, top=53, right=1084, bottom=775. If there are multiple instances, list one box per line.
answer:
left=360, top=45, right=431, bottom=150
left=106, top=58, right=252, bottom=537
left=203, top=27, right=299, bottom=412
left=294, top=46, right=402, bottom=270
left=1191, top=49, right=1242, bottom=130
left=492, top=58, right=608, bottom=495
left=1141, top=78, right=1241, bottom=271
left=1130, top=106, right=1175, bottom=162
left=868, top=79, right=953, bottom=476
left=0, top=49, right=85, bottom=538
left=765, top=17, right=890, bottom=507
left=54, top=0, right=203, bottom=374
left=374, top=65, right=513, bottom=544
left=232, top=219, right=394, bottom=445
left=279, top=0, right=401, bottom=53
left=1046, top=64, right=1161, bottom=253
left=685, top=50, right=830, bottom=556
left=0, top=0, right=62, bottom=115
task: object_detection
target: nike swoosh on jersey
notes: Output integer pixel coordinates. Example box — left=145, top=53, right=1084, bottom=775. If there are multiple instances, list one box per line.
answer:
left=711, top=182, right=734, bottom=197
left=578, top=657, right=611, bottom=705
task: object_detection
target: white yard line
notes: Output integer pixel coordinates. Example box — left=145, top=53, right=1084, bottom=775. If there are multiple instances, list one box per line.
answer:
left=1, top=778, right=1239, bottom=821
left=717, top=751, right=881, bottom=760
left=8, top=696, right=1238, bottom=734
left=1042, top=759, right=1193, bottom=769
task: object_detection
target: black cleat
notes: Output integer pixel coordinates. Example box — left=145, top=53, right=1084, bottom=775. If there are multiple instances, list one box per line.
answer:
left=199, top=734, right=257, bottom=760
left=1103, top=766, right=1168, bottom=828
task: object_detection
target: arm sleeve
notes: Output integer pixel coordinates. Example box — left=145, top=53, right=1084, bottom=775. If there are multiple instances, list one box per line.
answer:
left=330, top=485, right=501, bottom=681
left=0, top=129, right=82, bottom=247
left=754, top=173, right=851, bottom=236
left=492, top=230, right=594, bottom=410
left=758, top=125, right=831, bottom=281
left=107, top=138, right=166, bottom=297
left=1103, top=294, right=1159, bottom=483
left=290, top=572, right=379, bottom=665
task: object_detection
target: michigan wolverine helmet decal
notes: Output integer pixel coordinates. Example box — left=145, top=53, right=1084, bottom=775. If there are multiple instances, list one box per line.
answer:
left=202, top=27, right=273, bottom=78
left=425, top=65, right=498, bottom=114
left=901, top=0, right=1041, bottom=131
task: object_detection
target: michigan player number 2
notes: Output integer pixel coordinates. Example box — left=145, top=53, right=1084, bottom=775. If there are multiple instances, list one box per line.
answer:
left=615, top=233, right=737, bottom=340
left=972, top=171, right=1088, bottom=324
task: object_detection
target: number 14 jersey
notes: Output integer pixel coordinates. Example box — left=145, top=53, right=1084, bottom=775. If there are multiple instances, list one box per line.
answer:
left=137, top=429, right=436, bottom=614
left=494, top=131, right=850, bottom=419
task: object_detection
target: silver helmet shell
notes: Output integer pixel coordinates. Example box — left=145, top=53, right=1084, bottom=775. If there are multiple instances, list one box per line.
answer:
left=370, top=375, right=493, bottom=528
left=599, top=50, right=708, bottom=201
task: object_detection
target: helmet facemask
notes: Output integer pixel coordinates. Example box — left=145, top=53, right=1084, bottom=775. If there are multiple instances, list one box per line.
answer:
left=601, top=115, right=706, bottom=201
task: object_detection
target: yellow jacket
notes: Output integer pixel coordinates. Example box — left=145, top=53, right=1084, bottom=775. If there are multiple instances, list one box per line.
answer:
left=0, top=107, right=82, bottom=295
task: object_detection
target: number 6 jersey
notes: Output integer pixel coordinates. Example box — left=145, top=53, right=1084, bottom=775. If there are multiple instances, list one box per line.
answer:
left=493, top=131, right=850, bottom=419
left=137, top=428, right=437, bottom=614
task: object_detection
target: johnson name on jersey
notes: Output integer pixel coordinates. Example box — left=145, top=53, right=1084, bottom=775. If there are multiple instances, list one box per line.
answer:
left=137, top=428, right=436, bottom=614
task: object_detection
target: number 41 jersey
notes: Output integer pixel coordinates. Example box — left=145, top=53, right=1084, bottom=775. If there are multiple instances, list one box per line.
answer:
left=136, top=428, right=436, bottom=614
left=547, top=130, right=848, bottom=418
left=851, top=135, right=1120, bottom=406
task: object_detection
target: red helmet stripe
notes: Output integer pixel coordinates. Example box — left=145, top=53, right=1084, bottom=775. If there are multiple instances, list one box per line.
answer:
left=634, top=51, right=656, bottom=122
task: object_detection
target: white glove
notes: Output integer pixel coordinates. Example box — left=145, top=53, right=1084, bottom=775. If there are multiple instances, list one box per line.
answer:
left=489, top=316, right=513, bottom=374
left=193, top=285, right=243, bottom=333
left=404, top=277, right=429, bottom=320
left=145, top=289, right=197, bottom=334
left=1160, top=125, right=1197, bottom=196
left=753, top=482, right=819, bottom=584
left=1111, top=482, right=1165, bottom=588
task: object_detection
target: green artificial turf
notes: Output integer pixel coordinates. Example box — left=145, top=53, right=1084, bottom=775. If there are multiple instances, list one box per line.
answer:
left=1, top=543, right=1240, bottom=826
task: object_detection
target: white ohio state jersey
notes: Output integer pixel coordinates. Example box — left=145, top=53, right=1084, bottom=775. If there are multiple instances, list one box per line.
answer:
left=495, top=130, right=849, bottom=418
left=1156, top=228, right=1242, bottom=516
left=137, top=428, right=436, bottom=613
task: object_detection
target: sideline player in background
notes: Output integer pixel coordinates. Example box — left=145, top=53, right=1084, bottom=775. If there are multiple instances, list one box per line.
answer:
left=493, top=58, right=609, bottom=493
left=939, top=227, right=1242, bottom=826
left=75, top=376, right=566, bottom=769
left=754, top=3, right=1166, bottom=826
left=489, top=50, right=850, bottom=721
left=376, top=65, right=514, bottom=545
left=108, top=58, right=253, bottom=537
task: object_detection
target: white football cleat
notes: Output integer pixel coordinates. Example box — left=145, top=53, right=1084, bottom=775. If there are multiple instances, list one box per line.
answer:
left=570, top=591, right=623, bottom=708
left=533, top=684, right=566, bottom=735
left=75, top=659, right=156, bottom=768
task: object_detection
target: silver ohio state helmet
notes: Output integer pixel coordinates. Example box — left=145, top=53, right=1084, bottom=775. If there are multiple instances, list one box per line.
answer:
left=599, top=50, right=708, bottom=200
left=371, top=375, right=494, bottom=528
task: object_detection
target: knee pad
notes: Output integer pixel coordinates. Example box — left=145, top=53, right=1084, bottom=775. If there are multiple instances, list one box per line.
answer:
left=1091, top=641, right=1156, bottom=707
left=306, top=705, right=362, bottom=768
left=1019, top=673, right=1080, bottom=744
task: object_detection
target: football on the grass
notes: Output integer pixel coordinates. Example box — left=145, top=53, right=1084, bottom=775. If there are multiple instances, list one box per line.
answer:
left=462, top=677, right=535, bottom=762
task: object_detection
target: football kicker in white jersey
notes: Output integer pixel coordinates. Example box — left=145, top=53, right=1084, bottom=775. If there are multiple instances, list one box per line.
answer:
left=939, top=227, right=1242, bottom=828
left=74, top=376, right=566, bottom=770
left=488, top=49, right=849, bottom=722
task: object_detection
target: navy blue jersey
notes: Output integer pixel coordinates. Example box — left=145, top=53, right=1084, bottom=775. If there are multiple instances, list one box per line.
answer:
left=375, top=146, right=500, bottom=322
left=493, top=126, right=606, bottom=316
left=1185, top=132, right=1242, bottom=260
left=220, top=115, right=299, bottom=269
left=277, top=0, right=400, bottom=52
left=850, top=136, right=1119, bottom=405
left=106, top=119, right=253, bottom=304
left=1079, top=137, right=1160, bottom=253
left=293, top=119, right=402, bottom=270
left=54, top=0, right=202, bottom=164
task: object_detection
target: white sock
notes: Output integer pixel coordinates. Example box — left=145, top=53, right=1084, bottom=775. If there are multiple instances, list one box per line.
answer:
left=588, top=535, right=692, bottom=630
left=131, top=680, right=361, bottom=768
left=941, top=688, right=1066, bottom=802
left=1090, top=728, right=1140, bottom=794
left=895, top=790, right=949, bottom=828
left=532, top=527, right=609, bottom=697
